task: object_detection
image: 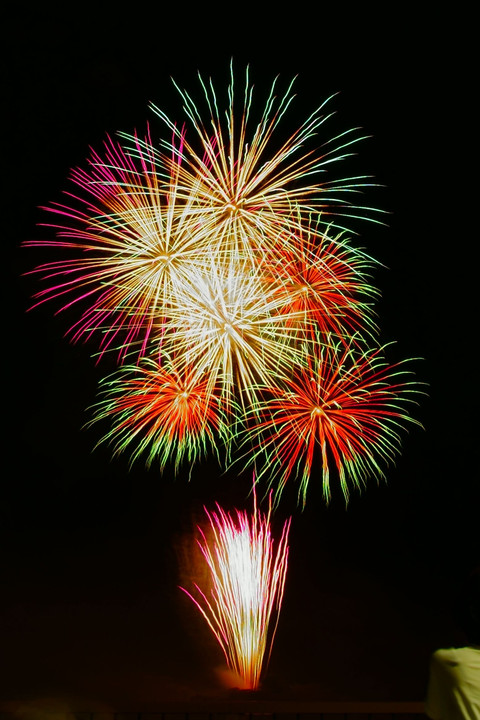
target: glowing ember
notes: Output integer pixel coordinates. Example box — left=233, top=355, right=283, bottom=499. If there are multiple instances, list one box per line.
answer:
left=180, top=491, right=291, bottom=690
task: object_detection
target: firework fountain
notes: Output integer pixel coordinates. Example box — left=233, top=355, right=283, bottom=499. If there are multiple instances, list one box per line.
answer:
left=181, top=490, right=291, bottom=691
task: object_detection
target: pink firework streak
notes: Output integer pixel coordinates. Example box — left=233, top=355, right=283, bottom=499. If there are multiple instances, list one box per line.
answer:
left=24, top=127, right=199, bottom=363
left=180, top=491, right=291, bottom=690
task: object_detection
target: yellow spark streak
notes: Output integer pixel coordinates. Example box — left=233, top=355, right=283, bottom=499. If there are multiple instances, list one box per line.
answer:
left=180, top=490, right=291, bottom=690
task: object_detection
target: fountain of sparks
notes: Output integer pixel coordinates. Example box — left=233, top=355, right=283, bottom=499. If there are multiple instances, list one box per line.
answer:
left=180, top=490, right=291, bottom=691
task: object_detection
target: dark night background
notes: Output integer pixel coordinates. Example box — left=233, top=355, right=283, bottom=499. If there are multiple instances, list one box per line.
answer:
left=2, top=6, right=477, bottom=713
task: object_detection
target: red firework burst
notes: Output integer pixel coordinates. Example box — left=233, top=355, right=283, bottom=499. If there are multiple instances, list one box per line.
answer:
left=238, top=336, right=425, bottom=505
left=88, top=354, right=230, bottom=472
left=262, top=211, right=380, bottom=342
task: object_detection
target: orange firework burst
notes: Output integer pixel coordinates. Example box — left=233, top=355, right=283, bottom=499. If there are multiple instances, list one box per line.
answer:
left=88, top=353, right=229, bottom=472
left=262, top=209, right=380, bottom=342
left=180, top=490, right=291, bottom=690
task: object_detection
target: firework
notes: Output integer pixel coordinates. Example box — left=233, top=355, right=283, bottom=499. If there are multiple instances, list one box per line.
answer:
left=24, top=69, right=379, bottom=360
left=180, top=490, right=291, bottom=690
left=259, top=209, right=380, bottom=343
left=24, top=128, right=216, bottom=362
left=144, top=62, right=383, bottom=264
left=166, top=254, right=310, bottom=411
left=23, top=63, right=424, bottom=503
left=87, top=352, right=233, bottom=472
left=237, top=335, right=425, bottom=506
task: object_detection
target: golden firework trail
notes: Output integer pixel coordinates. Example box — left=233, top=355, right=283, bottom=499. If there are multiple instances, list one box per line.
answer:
left=180, top=490, right=291, bottom=690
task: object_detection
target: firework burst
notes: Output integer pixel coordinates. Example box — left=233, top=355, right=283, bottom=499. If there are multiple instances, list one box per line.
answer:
left=166, top=255, right=310, bottom=410
left=180, top=490, right=291, bottom=690
left=237, top=335, right=425, bottom=506
left=144, top=62, right=383, bottom=263
left=23, top=63, right=424, bottom=504
left=88, top=353, right=229, bottom=472
left=24, top=128, right=217, bottom=362
left=260, top=210, right=380, bottom=343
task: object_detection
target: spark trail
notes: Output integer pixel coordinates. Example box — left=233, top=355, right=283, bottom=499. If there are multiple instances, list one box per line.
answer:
left=180, top=491, right=291, bottom=690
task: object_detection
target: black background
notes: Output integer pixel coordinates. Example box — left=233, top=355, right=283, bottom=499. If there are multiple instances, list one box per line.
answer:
left=2, top=5, right=477, bottom=712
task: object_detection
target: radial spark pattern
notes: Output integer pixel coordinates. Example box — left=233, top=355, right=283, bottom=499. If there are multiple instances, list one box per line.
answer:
left=24, top=63, right=424, bottom=504
left=26, top=128, right=214, bottom=362
left=239, top=336, right=424, bottom=505
left=261, top=211, right=379, bottom=342
left=89, top=354, right=228, bottom=472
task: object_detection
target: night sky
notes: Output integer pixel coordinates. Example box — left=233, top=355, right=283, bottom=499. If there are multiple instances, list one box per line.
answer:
left=2, top=7, right=477, bottom=713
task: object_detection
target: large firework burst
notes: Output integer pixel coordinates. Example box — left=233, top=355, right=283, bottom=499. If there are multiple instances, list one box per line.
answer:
left=24, top=62, right=424, bottom=505
left=166, top=255, right=309, bottom=410
left=134, top=64, right=383, bottom=261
